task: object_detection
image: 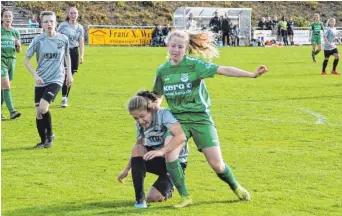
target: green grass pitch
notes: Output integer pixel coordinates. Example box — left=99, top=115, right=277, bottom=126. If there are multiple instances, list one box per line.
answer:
left=2, top=45, right=342, bottom=216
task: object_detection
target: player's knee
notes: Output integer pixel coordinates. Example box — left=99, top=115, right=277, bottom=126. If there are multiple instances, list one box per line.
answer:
left=211, top=162, right=225, bottom=173
left=146, top=193, right=165, bottom=202
left=1, top=79, right=10, bottom=89
left=38, top=106, right=48, bottom=114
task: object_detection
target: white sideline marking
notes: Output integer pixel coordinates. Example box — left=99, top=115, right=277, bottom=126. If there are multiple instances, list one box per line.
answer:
left=212, top=99, right=330, bottom=125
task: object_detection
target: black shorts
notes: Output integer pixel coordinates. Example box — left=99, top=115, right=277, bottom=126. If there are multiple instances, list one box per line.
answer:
left=287, top=29, right=294, bottom=36
left=144, top=147, right=187, bottom=199
left=64, top=47, right=79, bottom=74
left=324, top=48, right=339, bottom=58
left=281, top=29, right=288, bottom=37
left=35, top=83, right=61, bottom=105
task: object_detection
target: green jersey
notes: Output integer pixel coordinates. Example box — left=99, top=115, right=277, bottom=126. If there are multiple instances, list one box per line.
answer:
left=1, top=26, right=20, bottom=59
left=153, top=55, right=219, bottom=114
left=310, top=21, right=324, bottom=35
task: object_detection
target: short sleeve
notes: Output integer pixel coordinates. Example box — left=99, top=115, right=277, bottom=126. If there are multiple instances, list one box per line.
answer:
left=79, top=25, right=85, bottom=41
left=26, top=37, right=38, bottom=58
left=195, top=58, right=219, bottom=79
left=152, top=67, right=164, bottom=95
left=161, top=109, right=177, bottom=129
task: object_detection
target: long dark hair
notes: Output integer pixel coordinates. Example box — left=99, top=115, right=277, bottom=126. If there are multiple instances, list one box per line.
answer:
left=1, top=8, right=12, bottom=25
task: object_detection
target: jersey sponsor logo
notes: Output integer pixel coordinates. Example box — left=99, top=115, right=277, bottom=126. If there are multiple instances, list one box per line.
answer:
left=43, top=53, right=59, bottom=59
left=148, top=136, right=163, bottom=143
left=163, top=83, right=192, bottom=92
left=181, top=73, right=189, bottom=82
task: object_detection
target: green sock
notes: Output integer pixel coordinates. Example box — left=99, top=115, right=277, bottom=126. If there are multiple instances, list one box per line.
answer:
left=315, top=50, right=320, bottom=55
left=216, top=164, right=239, bottom=190
left=3, top=89, right=15, bottom=113
left=166, top=160, right=189, bottom=197
left=1, top=90, right=4, bottom=108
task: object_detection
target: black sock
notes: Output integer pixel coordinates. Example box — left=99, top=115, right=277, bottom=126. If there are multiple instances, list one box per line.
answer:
left=66, top=86, right=71, bottom=97
left=131, top=157, right=146, bottom=202
left=333, top=59, right=339, bottom=70
left=322, top=59, right=328, bottom=72
left=315, top=50, right=320, bottom=55
left=42, top=111, right=52, bottom=136
left=62, top=75, right=68, bottom=97
left=36, top=118, right=46, bottom=143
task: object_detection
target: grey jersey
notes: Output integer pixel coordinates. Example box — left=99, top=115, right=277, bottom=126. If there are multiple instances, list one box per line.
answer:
left=324, top=27, right=337, bottom=50
left=57, top=21, right=84, bottom=48
left=136, top=108, right=189, bottom=163
left=26, top=33, right=69, bottom=87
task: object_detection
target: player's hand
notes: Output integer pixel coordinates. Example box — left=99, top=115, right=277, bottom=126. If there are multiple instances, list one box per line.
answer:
left=66, top=75, right=73, bottom=87
left=117, top=170, right=129, bottom=183
left=143, top=150, right=165, bottom=161
left=253, top=65, right=268, bottom=78
left=80, top=56, right=84, bottom=64
left=14, top=39, right=21, bottom=46
left=35, top=76, right=44, bottom=85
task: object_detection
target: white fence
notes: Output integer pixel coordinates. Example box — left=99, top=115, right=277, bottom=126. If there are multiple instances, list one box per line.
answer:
left=252, top=27, right=342, bottom=45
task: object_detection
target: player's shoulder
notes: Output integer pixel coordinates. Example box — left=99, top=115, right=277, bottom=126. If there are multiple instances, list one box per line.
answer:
left=156, top=61, right=170, bottom=73
left=56, top=32, right=69, bottom=42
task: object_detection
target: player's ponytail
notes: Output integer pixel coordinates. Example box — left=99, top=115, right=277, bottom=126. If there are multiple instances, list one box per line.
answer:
left=166, top=29, right=219, bottom=61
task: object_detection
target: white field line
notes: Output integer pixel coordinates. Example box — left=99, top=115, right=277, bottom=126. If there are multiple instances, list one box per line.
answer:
left=211, top=99, right=342, bottom=127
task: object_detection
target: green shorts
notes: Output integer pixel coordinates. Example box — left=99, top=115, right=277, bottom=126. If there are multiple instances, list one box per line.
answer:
left=1, top=57, right=16, bottom=81
left=166, top=112, right=220, bottom=151
left=311, top=34, right=322, bottom=45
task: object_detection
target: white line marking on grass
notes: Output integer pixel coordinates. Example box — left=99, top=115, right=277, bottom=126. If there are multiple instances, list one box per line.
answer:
left=212, top=99, right=332, bottom=126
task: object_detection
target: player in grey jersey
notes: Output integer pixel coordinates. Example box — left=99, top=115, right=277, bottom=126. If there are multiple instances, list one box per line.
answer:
left=321, top=18, right=340, bottom=75
left=24, top=11, right=73, bottom=148
left=118, top=91, right=191, bottom=208
left=57, top=6, right=85, bottom=107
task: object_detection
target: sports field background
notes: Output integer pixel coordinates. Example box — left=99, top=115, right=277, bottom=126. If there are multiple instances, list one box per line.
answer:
left=2, top=45, right=342, bottom=216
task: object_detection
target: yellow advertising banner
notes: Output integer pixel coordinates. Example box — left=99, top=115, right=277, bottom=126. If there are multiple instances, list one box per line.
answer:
left=89, top=28, right=153, bottom=45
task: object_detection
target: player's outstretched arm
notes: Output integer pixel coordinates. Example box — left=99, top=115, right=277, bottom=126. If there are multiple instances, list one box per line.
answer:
left=216, top=65, right=268, bottom=78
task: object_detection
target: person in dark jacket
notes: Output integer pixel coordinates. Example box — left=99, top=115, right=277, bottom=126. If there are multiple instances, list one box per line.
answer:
left=209, top=11, right=221, bottom=33
left=221, top=12, right=231, bottom=46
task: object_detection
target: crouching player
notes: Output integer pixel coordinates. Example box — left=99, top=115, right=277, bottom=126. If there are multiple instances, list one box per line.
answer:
left=117, top=91, right=192, bottom=208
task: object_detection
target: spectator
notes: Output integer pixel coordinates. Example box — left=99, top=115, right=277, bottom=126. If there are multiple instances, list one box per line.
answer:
left=209, top=11, right=221, bottom=34
left=279, top=16, right=289, bottom=46
left=28, top=14, right=39, bottom=28
left=162, top=24, right=171, bottom=37
left=258, top=17, right=268, bottom=30
left=266, top=16, right=272, bottom=30
left=287, top=16, right=295, bottom=45
left=186, top=13, right=197, bottom=30
left=231, top=25, right=240, bottom=46
left=151, top=24, right=164, bottom=47
left=221, top=12, right=231, bottom=47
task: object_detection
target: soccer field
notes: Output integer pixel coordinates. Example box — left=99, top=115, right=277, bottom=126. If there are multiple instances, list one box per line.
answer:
left=2, top=45, right=342, bottom=216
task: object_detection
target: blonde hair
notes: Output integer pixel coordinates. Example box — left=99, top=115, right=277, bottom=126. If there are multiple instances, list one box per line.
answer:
left=326, top=18, right=335, bottom=27
left=166, top=29, right=219, bottom=60
left=40, top=11, right=56, bottom=21
left=313, top=13, right=320, bottom=21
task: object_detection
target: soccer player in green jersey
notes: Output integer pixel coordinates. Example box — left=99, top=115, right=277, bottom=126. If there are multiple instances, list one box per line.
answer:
left=153, top=30, right=268, bottom=203
left=118, top=91, right=191, bottom=208
left=309, top=13, right=324, bottom=63
left=321, top=18, right=340, bottom=75
left=1, top=9, right=22, bottom=120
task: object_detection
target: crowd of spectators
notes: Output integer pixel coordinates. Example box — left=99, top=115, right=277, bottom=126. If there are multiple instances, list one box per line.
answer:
left=150, top=24, right=172, bottom=47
